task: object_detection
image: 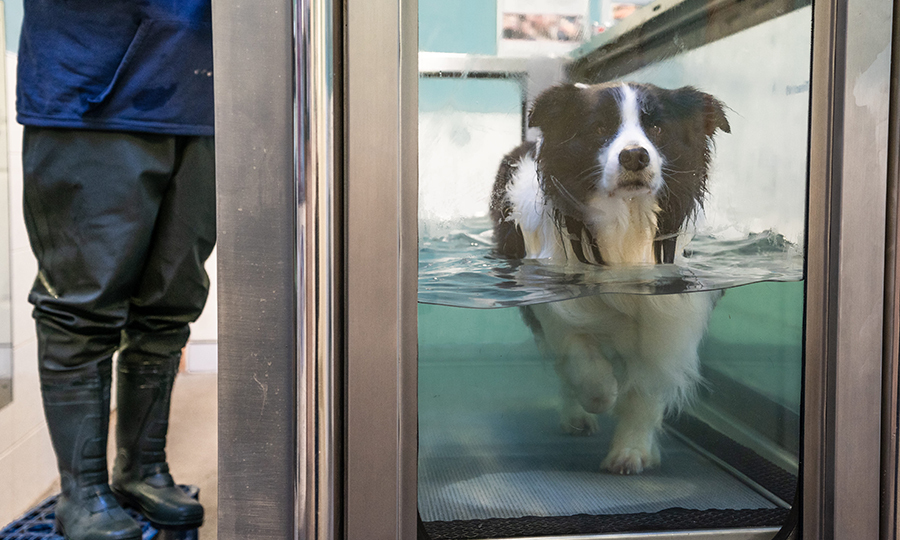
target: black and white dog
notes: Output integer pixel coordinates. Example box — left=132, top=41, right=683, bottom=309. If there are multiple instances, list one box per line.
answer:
left=490, top=82, right=730, bottom=474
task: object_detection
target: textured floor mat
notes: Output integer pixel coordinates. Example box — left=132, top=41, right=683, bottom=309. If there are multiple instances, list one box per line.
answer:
left=418, top=351, right=780, bottom=522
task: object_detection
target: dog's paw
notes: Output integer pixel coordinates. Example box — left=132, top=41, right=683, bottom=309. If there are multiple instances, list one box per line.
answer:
left=601, top=445, right=660, bottom=475
left=560, top=407, right=599, bottom=436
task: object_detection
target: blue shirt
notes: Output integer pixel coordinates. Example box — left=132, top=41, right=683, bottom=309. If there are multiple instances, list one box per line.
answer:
left=16, top=1, right=214, bottom=136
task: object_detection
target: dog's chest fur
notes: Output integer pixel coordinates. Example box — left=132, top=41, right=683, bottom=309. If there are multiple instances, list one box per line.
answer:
left=579, top=194, right=661, bottom=264
left=500, top=152, right=661, bottom=265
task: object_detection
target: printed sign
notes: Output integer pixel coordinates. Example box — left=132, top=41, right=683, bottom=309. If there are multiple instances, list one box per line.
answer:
left=497, top=0, right=590, bottom=56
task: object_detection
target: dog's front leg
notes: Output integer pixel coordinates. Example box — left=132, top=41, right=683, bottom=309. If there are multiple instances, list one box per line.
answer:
left=555, top=335, right=618, bottom=436
left=602, top=388, right=664, bottom=474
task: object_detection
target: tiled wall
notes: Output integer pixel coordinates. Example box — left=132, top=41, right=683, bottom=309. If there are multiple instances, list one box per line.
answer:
left=0, top=48, right=58, bottom=527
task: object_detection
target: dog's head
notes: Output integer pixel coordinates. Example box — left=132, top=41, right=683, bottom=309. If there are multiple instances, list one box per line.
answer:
left=529, top=82, right=729, bottom=235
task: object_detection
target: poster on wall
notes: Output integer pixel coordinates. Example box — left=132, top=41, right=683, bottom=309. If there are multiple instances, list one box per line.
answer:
left=497, top=0, right=590, bottom=57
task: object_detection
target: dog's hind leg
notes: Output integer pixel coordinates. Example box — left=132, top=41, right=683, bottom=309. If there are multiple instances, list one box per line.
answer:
left=602, top=388, right=664, bottom=474
left=555, top=335, right=618, bottom=436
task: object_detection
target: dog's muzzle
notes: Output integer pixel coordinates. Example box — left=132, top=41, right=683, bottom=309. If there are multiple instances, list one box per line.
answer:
left=619, top=145, right=650, bottom=172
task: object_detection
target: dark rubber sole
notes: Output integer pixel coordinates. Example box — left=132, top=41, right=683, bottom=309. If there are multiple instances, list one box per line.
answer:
left=110, top=490, right=203, bottom=531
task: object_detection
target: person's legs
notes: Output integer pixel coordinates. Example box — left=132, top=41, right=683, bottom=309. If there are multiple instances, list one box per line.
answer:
left=111, top=135, right=215, bottom=530
left=24, top=127, right=183, bottom=540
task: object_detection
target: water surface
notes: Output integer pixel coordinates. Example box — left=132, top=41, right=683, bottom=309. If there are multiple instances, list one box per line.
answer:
left=418, top=218, right=804, bottom=308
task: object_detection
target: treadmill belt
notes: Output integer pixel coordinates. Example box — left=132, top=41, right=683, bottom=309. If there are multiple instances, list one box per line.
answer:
left=418, top=348, right=795, bottom=538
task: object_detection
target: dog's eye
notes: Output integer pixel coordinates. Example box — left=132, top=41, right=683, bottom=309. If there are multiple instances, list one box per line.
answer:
left=649, top=125, right=663, bottom=137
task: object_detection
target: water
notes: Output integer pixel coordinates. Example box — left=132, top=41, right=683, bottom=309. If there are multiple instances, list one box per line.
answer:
left=417, top=217, right=804, bottom=523
left=418, top=280, right=804, bottom=521
left=418, top=215, right=806, bottom=443
left=419, top=217, right=804, bottom=308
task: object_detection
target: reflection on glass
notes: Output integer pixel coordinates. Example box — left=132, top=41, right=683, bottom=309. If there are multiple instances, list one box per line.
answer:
left=419, top=0, right=809, bottom=537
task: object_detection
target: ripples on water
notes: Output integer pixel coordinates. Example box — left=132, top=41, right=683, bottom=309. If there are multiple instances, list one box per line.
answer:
left=418, top=218, right=804, bottom=308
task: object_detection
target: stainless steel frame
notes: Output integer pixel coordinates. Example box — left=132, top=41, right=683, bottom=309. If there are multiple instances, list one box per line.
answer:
left=297, top=0, right=341, bottom=538
left=212, top=0, right=898, bottom=537
left=883, top=4, right=900, bottom=537
left=344, top=0, right=418, bottom=539
left=805, top=0, right=893, bottom=538
left=213, top=0, right=298, bottom=538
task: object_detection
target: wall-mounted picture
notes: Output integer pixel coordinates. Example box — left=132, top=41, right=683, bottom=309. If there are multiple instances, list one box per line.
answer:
left=497, top=0, right=589, bottom=56
left=501, top=13, right=585, bottom=42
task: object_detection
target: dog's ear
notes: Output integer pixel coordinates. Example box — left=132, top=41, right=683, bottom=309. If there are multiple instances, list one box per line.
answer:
left=528, top=84, right=584, bottom=131
left=701, top=93, right=730, bottom=136
left=670, top=86, right=730, bottom=136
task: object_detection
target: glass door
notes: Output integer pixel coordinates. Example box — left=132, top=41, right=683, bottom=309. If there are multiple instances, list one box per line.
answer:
left=417, top=2, right=808, bottom=537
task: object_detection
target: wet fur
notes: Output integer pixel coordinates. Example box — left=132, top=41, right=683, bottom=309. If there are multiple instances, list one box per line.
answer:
left=490, top=82, right=729, bottom=474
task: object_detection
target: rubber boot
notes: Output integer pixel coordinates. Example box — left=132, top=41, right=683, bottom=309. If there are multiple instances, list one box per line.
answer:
left=111, top=355, right=203, bottom=530
left=41, top=360, right=142, bottom=540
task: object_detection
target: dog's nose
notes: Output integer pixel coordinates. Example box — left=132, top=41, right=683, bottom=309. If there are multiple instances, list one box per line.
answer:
left=619, top=146, right=650, bottom=171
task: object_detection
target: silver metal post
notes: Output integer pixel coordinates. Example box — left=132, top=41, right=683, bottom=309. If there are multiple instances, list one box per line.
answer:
left=806, top=0, right=894, bottom=537
left=213, top=0, right=298, bottom=538
left=297, top=0, right=340, bottom=538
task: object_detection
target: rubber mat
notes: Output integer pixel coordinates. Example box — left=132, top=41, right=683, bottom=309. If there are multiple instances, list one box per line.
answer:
left=0, top=487, right=200, bottom=540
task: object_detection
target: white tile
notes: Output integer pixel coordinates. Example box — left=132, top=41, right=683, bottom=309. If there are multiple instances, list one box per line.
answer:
left=11, top=248, right=35, bottom=348
left=0, top=347, right=9, bottom=378
left=8, top=154, right=26, bottom=254
left=0, top=339, right=41, bottom=455
left=0, top=51, right=58, bottom=530
left=191, top=248, right=217, bottom=341
left=0, top=424, right=56, bottom=527
left=5, top=52, right=21, bottom=156
left=186, top=342, right=218, bottom=373
left=0, top=298, right=9, bottom=346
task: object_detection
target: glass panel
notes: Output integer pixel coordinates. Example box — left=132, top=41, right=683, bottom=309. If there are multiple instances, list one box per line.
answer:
left=418, top=0, right=809, bottom=537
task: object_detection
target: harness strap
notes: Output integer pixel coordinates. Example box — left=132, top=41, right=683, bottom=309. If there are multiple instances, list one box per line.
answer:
left=565, top=214, right=678, bottom=265
left=564, top=216, right=605, bottom=265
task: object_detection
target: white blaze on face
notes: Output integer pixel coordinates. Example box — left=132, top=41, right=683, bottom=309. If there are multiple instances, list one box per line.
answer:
left=598, top=85, right=665, bottom=195
left=582, top=85, right=664, bottom=264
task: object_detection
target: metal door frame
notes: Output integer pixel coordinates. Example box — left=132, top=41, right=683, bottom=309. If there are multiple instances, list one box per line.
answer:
left=882, top=4, right=900, bottom=537
left=805, top=0, right=893, bottom=538
left=343, top=0, right=418, bottom=538
left=211, top=0, right=899, bottom=538
left=213, top=0, right=298, bottom=538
